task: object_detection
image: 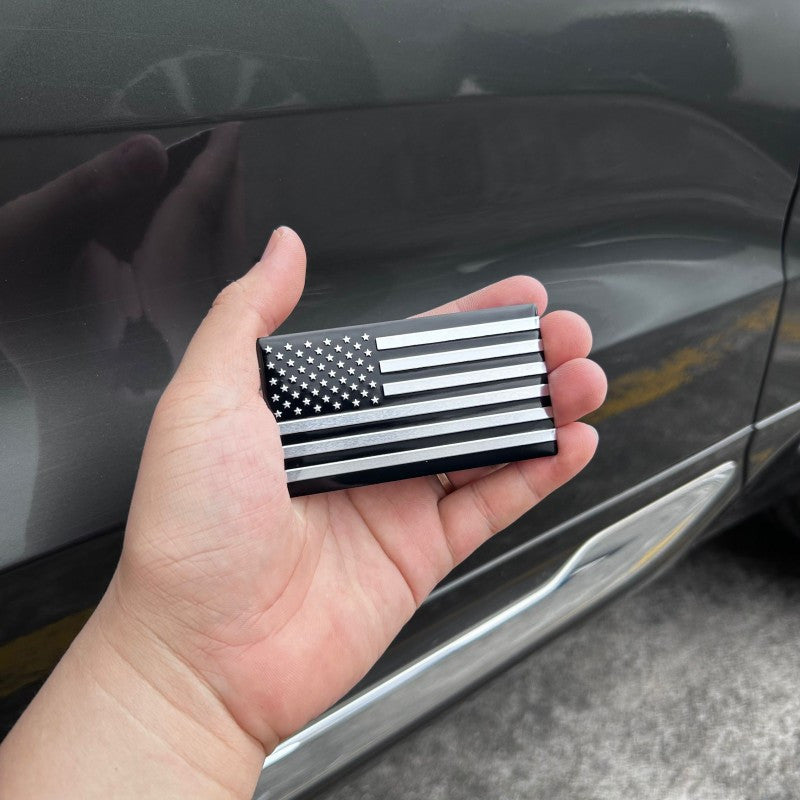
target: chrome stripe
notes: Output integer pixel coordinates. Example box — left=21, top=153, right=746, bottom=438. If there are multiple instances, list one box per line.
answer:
left=754, top=398, right=800, bottom=430
left=379, top=339, right=542, bottom=374
left=282, top=407, right=554, bottom=459
left=376, top=315, right=540, bottom=350
left=256, top=463, right=737, bottom=800
left=286, top=428, right=557, bottom=483
left=383, top=362, right=546, bottom=397
left=277, top=384, right=550, bottom=435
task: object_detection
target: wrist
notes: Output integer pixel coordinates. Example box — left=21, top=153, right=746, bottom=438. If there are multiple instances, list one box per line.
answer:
left=0, top=572, right=268, bottom=799
left=85, top=575, right=268, bottom=796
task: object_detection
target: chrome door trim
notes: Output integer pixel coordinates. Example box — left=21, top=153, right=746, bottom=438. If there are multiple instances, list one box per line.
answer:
left=255, top=462, right=736, bottom=800
left=755, top=398, right=800, bottom=429
left=431, top=425, right=749, bottom=600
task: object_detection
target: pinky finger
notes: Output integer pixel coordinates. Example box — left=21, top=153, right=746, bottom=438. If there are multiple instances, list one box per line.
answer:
left=438, top=422, right=598, bottom=564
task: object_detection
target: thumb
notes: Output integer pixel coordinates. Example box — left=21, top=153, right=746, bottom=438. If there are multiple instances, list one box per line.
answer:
left=174, top=226, right=307, bottom=394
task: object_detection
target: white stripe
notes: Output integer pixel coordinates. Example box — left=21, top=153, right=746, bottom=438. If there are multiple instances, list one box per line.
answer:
left=379, top=339, right=542, bottom=374
left=283, top=407, right=554, bottom=458
left=286, top=428, right=557, bottom=483
left=383, top=363, right=546, bottom=396
left=376, top=315, right=539, bottom=350
left=277, top=384, right=549, bottom=435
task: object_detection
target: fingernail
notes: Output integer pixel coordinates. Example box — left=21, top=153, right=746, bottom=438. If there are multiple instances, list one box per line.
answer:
left=262, top=226, right=285, bottom=258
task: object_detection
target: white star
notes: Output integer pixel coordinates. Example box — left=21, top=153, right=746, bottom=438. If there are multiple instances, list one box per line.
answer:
left=356, top=358, right=364, bottom=366
left=345, top=351, right=353, bottom=359
left=342, top=392, right=350, bottom=400
left=294, top=407, right=302, bottom=415
left=309, top=372, right=317, bottom=381
left=289, top=375, right=297, bottom=383
left=267, top=361, right=275, bottom=369
left=354, top=342, right=361, bottom=350
left=333, top=401, right=341, bottom=409
left=369, top=380, right=377, bottom=388
left=281, top=383, right=289, bottom=392
left=276, top=352, right=283, bottom=360
left=318, top=361, right=325, bottom=370
left=334, top=344, right=342, bottom=353
left=265, top=345, right=273, bottom=353
left=304, top=340, right=312, bottom=348
left=339, top=376, right=347, bottom=384
left=323, top=395, right=330, bottom=403
left=324, top=338, right=332, bottom=346
left=303, top=397, right=311, bottom=406
left=367, top=365, right=374, bottom=372
left=331, top=386, right=339, bottom=394
left=343, top=335, right=351, bottom=343
left=337, top=360, right=345, bottom=369
left=326, top=354, right=334, bottom=362
left=284, top=342, right=293, bottom=350
left=350, top=383, right=357, bottom=390
left=307, top=356, right=315, bottom=364
left=320, top=379, right=328, bottom=387
left=287, top=359, right=295, bottom=367
left=278, top=368, right=286, bottom=376
left=283, top=400, right=291, bottom=408
left=314, top=404, right=322, bottom=412
left=315, top=347, right=323, bottom=355
left=292, top=390, right=299, bottom=399
left=275, top=409, right=282, bottom=417
left=358, top=374, right=366, bottom=382
left=300, top=381, right=308, bottom=389
left=353, top=399, right=360, bottom=407
left=298, top=365, right=306, bottom=373
left=311, top=388, right=319, bottom=396
left=371, top=396, right=379, bottom=404
left=269, top=377, right=278, bottom=385
left=362, top=333, right=370, bottom=340
left=329, top=369, right=336, bottom=377
left=348, top=367, right=355, bottom=375
left=271, top=394, right=280, bottom=402
left=364, top=349, right=372, bottom=356
left=361, top=389, right=368, bottom=397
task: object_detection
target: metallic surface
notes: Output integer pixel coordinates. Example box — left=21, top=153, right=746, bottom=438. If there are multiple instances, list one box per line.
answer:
left=379, top=339, right=542, bottom=373
left=383, top=362, right=546, bottom=396
left=747, top=179, right=800, bottom=483
left=376, top=315, right=539, bottom=350
left=285, top=428, right=557, bottom=483
left=277, top=385, right=550, bottom=435
left=256, top=462, right=737, bottom=800
left=282, top=407, right=553, bottom=459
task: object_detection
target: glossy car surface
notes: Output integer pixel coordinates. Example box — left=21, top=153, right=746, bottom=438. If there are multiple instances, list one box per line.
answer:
left=2, top=1, right=800, bottom=795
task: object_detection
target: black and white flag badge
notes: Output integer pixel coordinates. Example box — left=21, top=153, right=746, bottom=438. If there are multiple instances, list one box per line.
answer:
left=256, top=304, right=556, bottom=496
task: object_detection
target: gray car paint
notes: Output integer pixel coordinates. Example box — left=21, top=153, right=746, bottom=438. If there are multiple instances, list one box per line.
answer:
left=2, top=1, right=800, bottom=573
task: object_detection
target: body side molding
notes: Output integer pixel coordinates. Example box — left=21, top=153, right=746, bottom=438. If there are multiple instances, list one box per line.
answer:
left=255, top=462, right=737, bottom=800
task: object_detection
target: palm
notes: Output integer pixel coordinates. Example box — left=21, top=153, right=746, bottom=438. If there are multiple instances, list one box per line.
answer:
left=117, top=228, right=606, bottom=747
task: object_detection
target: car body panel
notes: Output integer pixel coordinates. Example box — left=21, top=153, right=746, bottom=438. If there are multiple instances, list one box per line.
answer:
left=2, top=0, right=800, bottom=761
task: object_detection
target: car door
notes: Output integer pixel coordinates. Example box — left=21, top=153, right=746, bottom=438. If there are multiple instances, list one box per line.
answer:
left=1, top=1, right=799, bottom=793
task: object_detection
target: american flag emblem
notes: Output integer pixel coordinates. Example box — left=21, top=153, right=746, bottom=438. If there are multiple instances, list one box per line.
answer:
left=257, top=304, right=556, bottom=496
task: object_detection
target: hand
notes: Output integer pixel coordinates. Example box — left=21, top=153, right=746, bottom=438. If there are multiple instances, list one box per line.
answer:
left=0, top=126, right=244, bottom=563
left=0, top=227, right=606, bottom=799
left=112, top=227, right=606, bottom=746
